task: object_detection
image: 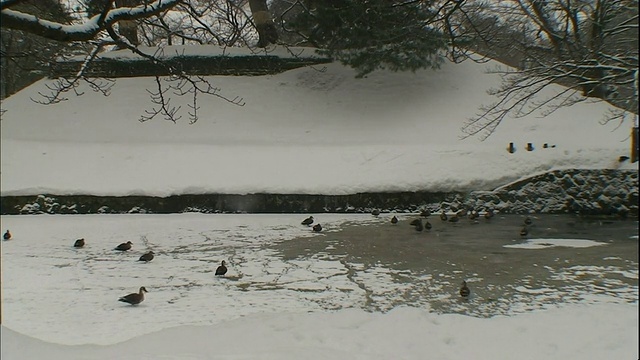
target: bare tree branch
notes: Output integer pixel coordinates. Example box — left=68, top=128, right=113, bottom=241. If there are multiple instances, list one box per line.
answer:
left=454, top=0, right=638, bottom=140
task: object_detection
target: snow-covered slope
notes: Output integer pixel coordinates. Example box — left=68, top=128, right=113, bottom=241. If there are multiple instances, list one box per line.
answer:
left=1, top=47, right=635, bottom=196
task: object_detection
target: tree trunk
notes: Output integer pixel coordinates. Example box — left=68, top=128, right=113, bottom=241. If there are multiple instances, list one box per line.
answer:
left=115, top=0, right=140, bottom=47
left=249, top=0, right=278, bottom=47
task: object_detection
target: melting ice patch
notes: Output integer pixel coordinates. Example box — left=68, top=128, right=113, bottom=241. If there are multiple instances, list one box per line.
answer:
left=504, top=238, right=608, bottom=249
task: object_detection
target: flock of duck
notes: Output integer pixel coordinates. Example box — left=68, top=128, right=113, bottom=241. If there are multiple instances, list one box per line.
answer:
left=3, top=229, right=227, bottom=306
left=391, top=208, right=533, bottom=238
left=3, top=209, right=533, bottom=304
left=301, top=208, right=536, bottom=299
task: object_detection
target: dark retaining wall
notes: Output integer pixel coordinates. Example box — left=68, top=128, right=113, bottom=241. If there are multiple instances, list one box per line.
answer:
left=1, top=169, right=637, bottom=216
left=0, top=192, right=459, bottom=215
left=50, top=55, right=332, bottom=78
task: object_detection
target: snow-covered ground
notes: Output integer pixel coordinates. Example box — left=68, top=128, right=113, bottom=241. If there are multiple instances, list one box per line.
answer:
left=0, top=47, right=636, bottom=197
left=1, top=46, right=638, bottom=359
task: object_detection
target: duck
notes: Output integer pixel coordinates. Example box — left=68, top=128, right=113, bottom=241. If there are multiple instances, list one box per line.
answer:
left=484, top=209, right=494, bottom=220
left=3, top=230, right=11, bottom=240
left=440, top=212, right=448, bottom=221
left=520, top=226, right=529, bottom=236
left=414, top=219, right=423, bottom=232
left=468, top=210, right=479, bottom=220
left=459, top=281, right=471, bottom=297
left=448, top=214, right=459, bottom=223
left=73, top=238, right=85, bottom=248
left=115, top=241, right=133, bottom=251
left=409, top=218, right=421, bottom=226
left=371, top=209, right=380, bottom=216
left=420, top=209, right=431, bottom=217
left=301, top=216, right=314, bottom=226
left=119, top=286, right=148, bottom=305
left=312, top=223, right=323, bottom=232
left=457, top=208, right=468, bottom=217
left=139, top=251, right=155, bottom=262
left=524, top=216, right=533, bottom=225
left=390, top=216, right=398, bottom=224
left=424, top=221, right=432, bottom=230
left=215, top=260, right=228, bottom=276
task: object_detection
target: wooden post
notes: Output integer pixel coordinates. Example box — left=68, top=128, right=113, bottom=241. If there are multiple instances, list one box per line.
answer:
left=632, top=126, right=639, bottom=163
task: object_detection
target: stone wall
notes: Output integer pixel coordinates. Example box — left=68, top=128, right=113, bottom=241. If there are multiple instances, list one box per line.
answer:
left=463, top=169, right=638, bottom=216
left=1, top=169, right=637, bottom=216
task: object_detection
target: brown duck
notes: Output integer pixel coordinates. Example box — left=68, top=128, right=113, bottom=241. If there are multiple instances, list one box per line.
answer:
left=301, top=216, right=314, bottom=226
left=119, top=286, right=148, bottom=305
left=215, top=260, right=228, bottom=276
left=425, top=221, right=432, bottom=230
left=73, top=238, right=85, bottom=248
left=460, top=281, right=471, bottom=297
left=3, top=230, right=11, bottom=240
left=484, top=209, right=494, bottom=220
left=390, top=216, right=398, bottom=224
left=312, top=223, right=322, bottom=232
left=414, top=219, right=423, bottom=232
left=139, top=251, right=154, bottom=262
left=115, top=241, right=133, bottom=251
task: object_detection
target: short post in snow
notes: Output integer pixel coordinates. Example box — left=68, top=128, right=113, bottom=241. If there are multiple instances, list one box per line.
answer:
left=632, top=123, right=639, bottom=163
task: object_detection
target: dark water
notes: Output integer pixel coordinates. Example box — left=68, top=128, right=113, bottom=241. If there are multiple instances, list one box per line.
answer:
left=274, top=214, right=639, bottom=316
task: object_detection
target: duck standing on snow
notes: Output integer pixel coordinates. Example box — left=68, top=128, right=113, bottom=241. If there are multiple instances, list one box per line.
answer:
left=139, top=251, right=155, bottom=262
left=119, top=286, right=148, bottom=305
left=301, top=216, right=314, bottom=226
left=312, top=223, right=323, bottom=232
left=420, top=209, right=431, bottom=217
left=460, top=281, right=471, bottom=297
left=3, top=230, right=11, bottom=240
left=390, top=216, right=398, bottom=224
left=73, top=238, right=85, bottom=248
left=115, top=241, right=133, bottom=251
left=371, top=209, right=380, bottom=216
left=215, top=260, right=228, bottom=276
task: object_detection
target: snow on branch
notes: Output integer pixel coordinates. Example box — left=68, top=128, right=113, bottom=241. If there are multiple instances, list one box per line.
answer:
left=1, top=0, right=182, bottom=42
